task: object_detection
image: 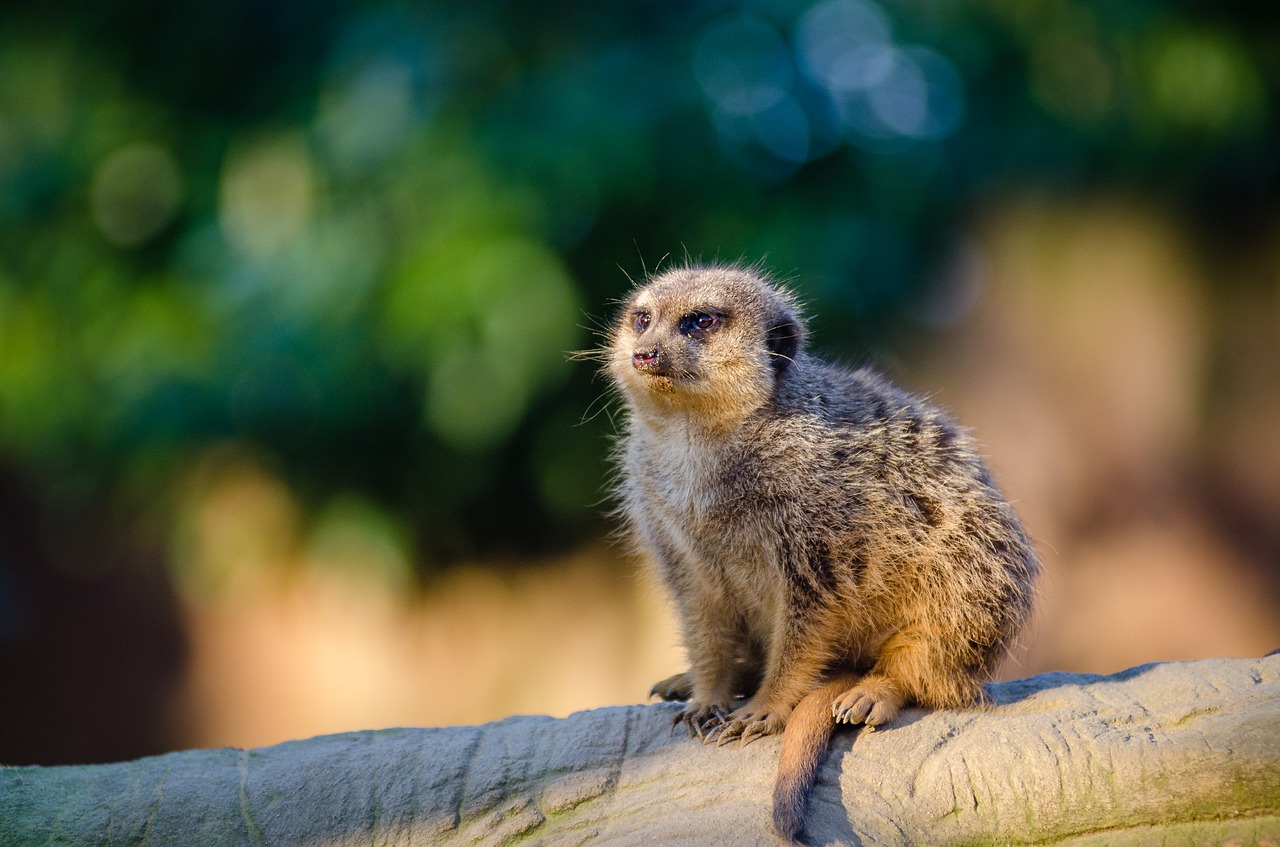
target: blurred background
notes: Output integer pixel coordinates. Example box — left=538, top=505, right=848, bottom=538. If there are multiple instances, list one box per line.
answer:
left=1, top=0, right=1278, bottom=766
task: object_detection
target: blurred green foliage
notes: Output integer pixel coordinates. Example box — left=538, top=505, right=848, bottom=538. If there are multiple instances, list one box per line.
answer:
left=0, top=0, right=1277, bottom=567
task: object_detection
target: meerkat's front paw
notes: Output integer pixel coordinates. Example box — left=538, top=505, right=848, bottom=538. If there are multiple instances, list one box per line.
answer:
left=710, top=702, right=787, bottom=747
left=674, top=701, right=730, bottom=739
left=649, top=671, right=694, bottom=702
left=831, top=678, right=902, bottom=728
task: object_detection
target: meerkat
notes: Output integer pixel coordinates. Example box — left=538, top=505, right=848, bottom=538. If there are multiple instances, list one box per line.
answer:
left=602, top=263, right=1039, bottom=843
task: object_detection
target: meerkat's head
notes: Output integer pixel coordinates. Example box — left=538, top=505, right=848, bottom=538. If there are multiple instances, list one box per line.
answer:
left=606, top=264, right=806, bottom=429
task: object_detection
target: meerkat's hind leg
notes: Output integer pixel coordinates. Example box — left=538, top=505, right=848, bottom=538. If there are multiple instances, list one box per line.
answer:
left=713, top=639, right=831, bottom=746
left=650, top=658, right=763, bottom=703
left=831, top=675, right=903, bottom=728
left=832, top=626, right=979, bottom=729
left=650, top=670, right=694, bottom=702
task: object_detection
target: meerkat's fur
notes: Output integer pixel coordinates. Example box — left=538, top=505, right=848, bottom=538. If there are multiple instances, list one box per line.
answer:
left=603, top=263, right=1039, bottom=843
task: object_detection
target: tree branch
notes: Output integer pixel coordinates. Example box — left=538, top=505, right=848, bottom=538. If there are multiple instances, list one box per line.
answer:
left=4, top=655, right=1278, bottom=846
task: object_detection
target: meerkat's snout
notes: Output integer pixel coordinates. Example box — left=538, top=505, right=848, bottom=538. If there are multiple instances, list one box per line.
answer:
left=632, top=347, right=661, bottom=371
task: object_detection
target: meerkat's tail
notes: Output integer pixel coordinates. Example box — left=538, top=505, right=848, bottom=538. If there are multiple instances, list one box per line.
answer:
left=772, top=672, right=861, bottom=843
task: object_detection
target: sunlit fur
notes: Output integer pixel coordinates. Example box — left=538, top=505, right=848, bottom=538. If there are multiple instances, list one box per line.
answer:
left=604, top=263, right=1039, bottom=843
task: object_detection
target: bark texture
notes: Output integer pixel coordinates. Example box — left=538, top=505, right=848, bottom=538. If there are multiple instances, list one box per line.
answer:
left=3, top=655, right=1279, bottom=846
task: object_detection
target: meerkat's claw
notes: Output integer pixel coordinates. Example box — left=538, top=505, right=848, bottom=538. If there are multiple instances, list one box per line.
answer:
left=714, top=721, right=740, bottom=746
left=698, top=712, right=728, bottom=741
left=738, top=722, right=774, bottom=746
left=831, top=680, right=903, bottom=728
left=676, top=703, right=728, bottom=739
left=714, top=709, right=781, bottom=746
left=832, top=697, right=872, bottom=725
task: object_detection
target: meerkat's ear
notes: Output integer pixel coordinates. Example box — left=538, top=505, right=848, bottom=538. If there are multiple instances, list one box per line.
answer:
left=766, top=312, right=804, bottom=374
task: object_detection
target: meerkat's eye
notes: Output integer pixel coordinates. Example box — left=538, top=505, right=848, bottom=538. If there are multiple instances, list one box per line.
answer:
left=633, top=311, right=651, bottom=332
left=679, top=312, right=721, bottom=335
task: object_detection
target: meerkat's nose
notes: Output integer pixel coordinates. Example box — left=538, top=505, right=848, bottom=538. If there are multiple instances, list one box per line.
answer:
left=632, top=348, right=660, bottom=370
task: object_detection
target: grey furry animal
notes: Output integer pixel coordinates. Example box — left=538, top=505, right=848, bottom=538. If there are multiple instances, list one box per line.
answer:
left=602, top=263, right=1038, bottom=843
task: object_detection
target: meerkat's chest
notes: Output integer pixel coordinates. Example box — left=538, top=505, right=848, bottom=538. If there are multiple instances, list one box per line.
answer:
left=635, top=432, right=779, bottom=562
left=635, top=429, right=755, bottom=520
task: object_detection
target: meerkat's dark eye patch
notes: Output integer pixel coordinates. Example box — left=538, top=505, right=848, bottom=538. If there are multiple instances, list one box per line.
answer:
left=678, top=311, right=722, bottom=335
left=633, top=310, right=651, bottom=332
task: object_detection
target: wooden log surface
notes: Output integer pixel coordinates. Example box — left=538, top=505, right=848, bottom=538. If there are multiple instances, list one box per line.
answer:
left=3, top=654, right=1278, bottom=846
